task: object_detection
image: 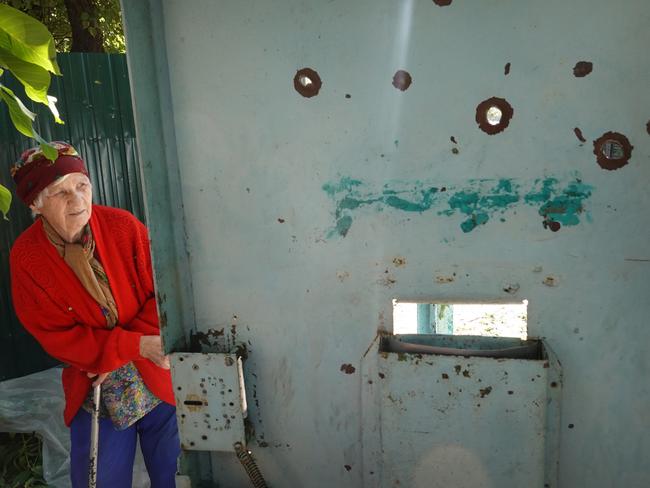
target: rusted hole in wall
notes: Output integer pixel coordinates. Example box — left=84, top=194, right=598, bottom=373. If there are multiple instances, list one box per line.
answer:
left=593, top=132, right=633, bottom=170
left=294, top=68, right=322, bottom=98
left=433, top=0, right=452, bottom=5
left=392, top=70, right=412, bottom=91
left=573, top=61, right=593, bottom=78
left=475, top=97, right=513, bottom=135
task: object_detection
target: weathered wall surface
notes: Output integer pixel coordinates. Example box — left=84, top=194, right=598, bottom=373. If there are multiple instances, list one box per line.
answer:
left=123, top=0, right=650, bottom=486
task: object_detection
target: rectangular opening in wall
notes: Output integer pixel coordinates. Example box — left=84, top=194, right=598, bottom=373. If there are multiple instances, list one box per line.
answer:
left=392, top=300, right=528, bottom=339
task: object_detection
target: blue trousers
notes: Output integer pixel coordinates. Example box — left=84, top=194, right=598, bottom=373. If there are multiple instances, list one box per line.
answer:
left=70, top=402, right=180, bottom=488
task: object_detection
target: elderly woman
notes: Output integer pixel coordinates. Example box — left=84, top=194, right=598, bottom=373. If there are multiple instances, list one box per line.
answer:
left=9, top=142, right=180, bottom=487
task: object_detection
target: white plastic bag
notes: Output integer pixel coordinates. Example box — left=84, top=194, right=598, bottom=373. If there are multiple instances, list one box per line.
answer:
left=0, top=367, right=150, bottom=488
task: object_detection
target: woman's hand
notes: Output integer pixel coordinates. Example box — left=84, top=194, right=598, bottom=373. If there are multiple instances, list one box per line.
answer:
left=87, top=372, right=109, bottom=387
left=139, top=335, right=171, bottom=369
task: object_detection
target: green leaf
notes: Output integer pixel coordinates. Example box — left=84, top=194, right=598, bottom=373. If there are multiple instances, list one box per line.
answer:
left=0, top=184, right=11, bottom=220
left=0, top=48, right=50, bottom=104
left=47, top=94, right=63, bottom=124
left=38, top=139, right=58, bottom=161
left=0, top=4, right=61, bottom=75
left=0, top=84, right=36, bottom=137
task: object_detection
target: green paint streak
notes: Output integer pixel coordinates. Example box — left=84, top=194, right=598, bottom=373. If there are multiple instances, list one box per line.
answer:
left=384, top=188, right=437, bottom=212
left=537, top=181, right=592, bottom=227
left=525, top=178, right=558, bottom=204
left=322, top=177, right=362, bottom=196
left=334, top=216, right=353, bottom=237
left=322, top=175, right=593, bottom=237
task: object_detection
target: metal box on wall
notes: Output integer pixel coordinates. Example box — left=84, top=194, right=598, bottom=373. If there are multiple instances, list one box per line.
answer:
left=170, top=352, right=248, bottom=452
left=362, top=335, right=562, bottom=488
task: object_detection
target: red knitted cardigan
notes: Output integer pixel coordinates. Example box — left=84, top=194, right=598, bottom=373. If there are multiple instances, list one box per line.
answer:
left=10, top=205, right=175, bottom=426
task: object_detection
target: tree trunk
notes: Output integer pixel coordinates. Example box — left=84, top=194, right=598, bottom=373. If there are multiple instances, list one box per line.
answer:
left=63, top=0, right=104, bottom=52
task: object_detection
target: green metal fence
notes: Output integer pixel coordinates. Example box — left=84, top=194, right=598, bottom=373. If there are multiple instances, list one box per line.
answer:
left=0, top=53, right=143, bottom=381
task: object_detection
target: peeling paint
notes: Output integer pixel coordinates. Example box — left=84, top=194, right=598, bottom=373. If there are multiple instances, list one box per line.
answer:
left=573, top=61, right=593, bottom=77
left=392, top=70, right=412, bottom=91
left=543, top=276, right=558, bottom=287
left=340, top=364, right=356, bottom=374
left=435, top=275, right=455, bottom=284
left=573, top=127, right=586, bottom=143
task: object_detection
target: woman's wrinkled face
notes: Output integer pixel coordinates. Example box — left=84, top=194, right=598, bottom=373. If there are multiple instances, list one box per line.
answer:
left=31, top=173, right=93, bottom=242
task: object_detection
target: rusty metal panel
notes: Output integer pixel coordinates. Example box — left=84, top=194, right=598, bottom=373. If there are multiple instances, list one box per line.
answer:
left=171, top=353, right=247, bottom=452
left=361, top=336, right=562, bottom=488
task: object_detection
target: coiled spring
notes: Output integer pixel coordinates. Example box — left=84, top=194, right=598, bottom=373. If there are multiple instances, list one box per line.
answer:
left=234, top=442, right=268, bottom=488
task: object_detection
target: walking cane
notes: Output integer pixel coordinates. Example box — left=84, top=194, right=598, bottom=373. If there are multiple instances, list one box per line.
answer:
left=89, top=383, right=101, bottom=488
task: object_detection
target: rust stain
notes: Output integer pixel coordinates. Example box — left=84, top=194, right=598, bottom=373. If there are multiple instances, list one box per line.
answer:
left=433, top=0, right=452, bottom=5
left=344, top=465, right=352, bottom=472
left=450, top=136, right=457, bottom=144
left=646, top=120, right=650, bottom=135
left=593, top=131, right=633, bottom=170
left=378, top=372, right=385, bottom=379
left=392, top=70, right=412, bottom=91
left=294, top=68, right=322, bottom=98
left=573, top=127, right=586, bottom=143
left=436, top=275, right=454, bottom=284
left=379, top=273, right=397, bottom=287
left=504, top=62, right=511, bottom=75
left=451, top=147, right=459, bottom=155
left=573, top=61, right=593, bottom=77
left=337, top=270, right=350, bottom=282
left=189, top=327, right=225, bottom=352
left=543, top=220, right=561, bottom=232
left=479, top=386, right=493, bottom=398
left=392, top=256, right=407, bottom=267
left=277, top=218, right=285, bottom=223
left=543, top=276, right=558, bottom=287
left=502, top=283, right=520, bottom=294
left=475, top=97, right=514, bottom=135
left=441, top=373, right=449, bottom=379
left=340, top=364, right=356, bottom=374
left=462, top=369, right=471, bottom=378
left=454, top=365, right=461, bottom=375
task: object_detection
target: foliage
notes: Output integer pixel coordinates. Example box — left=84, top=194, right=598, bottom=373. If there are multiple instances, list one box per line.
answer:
left=0, top=0, right=125, bottom=53
left=0, top=4, right=63, bottom=218
left=0, top=432, right=48, bottom=487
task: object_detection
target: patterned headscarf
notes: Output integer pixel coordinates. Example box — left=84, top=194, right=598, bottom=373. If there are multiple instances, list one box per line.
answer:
left=11, top=142, right=89, bottom=206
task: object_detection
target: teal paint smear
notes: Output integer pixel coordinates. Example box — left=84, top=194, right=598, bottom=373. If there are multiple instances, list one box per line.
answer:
left=322, top=175, right=594, bottom=237
left=335, top=216, right=353, bottom=237
left=537, top=181, right=593, bottom=227
left=322, top=177, right=362, bottom=197
left=444, top=179, right=520, bottom=233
